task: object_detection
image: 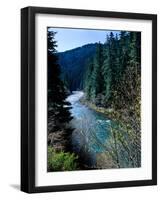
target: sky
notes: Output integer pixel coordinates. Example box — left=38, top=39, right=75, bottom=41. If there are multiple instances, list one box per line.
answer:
left=48, top=27, right=120, bottom=52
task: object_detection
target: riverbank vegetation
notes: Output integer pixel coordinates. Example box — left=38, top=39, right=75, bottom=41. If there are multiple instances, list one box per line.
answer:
left=47, top=28, right=141, bottom=171
left=83, top=31, right=141, bottom=168
left=48, top=146, right=78, bottom=171
left=47, top=31, right=79, bottom=171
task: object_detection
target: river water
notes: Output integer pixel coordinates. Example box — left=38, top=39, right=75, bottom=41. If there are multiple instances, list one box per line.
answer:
left=66, top=91, right=111, bottom=168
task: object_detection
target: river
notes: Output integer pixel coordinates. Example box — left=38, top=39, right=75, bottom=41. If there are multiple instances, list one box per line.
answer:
left=66, top=91, right=111, bottom=168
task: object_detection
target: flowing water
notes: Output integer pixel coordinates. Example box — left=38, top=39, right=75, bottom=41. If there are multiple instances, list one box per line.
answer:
left=66, top=91, right=111, bottom=168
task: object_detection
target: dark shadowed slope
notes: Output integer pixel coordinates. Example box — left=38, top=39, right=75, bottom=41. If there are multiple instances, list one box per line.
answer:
left=58, top=43, right=97, bottom=91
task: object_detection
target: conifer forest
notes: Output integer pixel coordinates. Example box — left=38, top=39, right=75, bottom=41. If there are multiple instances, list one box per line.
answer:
left=47, top=28, right=141, bottom=171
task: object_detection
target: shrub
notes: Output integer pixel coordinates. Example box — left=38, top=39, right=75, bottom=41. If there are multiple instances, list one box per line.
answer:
left=48, top=146, right=79, bottom=171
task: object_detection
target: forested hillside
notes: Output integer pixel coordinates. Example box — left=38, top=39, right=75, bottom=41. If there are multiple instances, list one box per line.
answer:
left=58, top=31, right=141, bottom=168
left=84, top=31, right=141, bottom=109
left=83, top=31, right=141, bottom=167
left=58, top=43, right=97, bottom=92
left=48, top=29, right=141, bottom=170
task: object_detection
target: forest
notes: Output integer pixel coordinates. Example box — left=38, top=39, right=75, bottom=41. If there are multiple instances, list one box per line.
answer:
left=47, top=29, right=141, bottom=171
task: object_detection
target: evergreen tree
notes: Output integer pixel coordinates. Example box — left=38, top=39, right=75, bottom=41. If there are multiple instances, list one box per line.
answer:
left=102, top=34, right=112, bottom=105
left=119, top=31, right=130, bottom=72
left=83, top=31, right=141, bottom=111
left=84, top=58, right=94, bottom=100
left=48, top=31, right=73, bottom=132
left=84, top=42, right=104, bottom=104
left=78, top=30, right=141, bottom=168
left=101, top=32, right=120, bottom=106
left=113, top=32, right=141, bottom=109
left=91, top=43, right=104, bottom=99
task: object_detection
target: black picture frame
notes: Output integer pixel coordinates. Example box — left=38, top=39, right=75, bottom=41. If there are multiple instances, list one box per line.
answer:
left=21, top=6, right=157, bottom=193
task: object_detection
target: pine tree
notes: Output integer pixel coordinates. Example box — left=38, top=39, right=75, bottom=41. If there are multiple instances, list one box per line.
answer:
left=102, top=34, right=112, bottom=105
left=92, top=43, right=103, bottom=97
left=84, top=43, right=104, bottom=104
left=48, top=31, right=73, bottom=132
left=84, top=58, right=94, bottom=100
left=104, top=32, right=120, bottom=106
left=83, top=31, right=141, bottom=167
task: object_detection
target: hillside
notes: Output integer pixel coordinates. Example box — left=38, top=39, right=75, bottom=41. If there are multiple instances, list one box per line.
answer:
left=58, top=43, right=97, bottom=91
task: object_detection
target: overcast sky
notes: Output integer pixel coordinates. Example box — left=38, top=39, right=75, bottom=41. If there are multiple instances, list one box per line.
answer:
left=48, top=27, right=120, bottom=52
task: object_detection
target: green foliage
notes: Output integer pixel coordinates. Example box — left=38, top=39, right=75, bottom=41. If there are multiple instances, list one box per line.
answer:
left=47, top=30, right=73, bottom=133
left=47, top=30, right=74, bottom=156
left=83, top=31, right=141, bottom=168
left=106, top=117, right=141, bottom=168
left=84, top=43, right=105, bottom=105
left=58, top=43, right=97, bottom=92
left=84, top=31, right=141, bottom=109
left=49, top=30, right=141, bottom=169
left=48, top=146, right=79, bottom=171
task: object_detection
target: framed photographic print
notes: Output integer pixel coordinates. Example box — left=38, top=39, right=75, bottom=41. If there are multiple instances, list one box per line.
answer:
left=21, top=6, right=157, bottom=193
